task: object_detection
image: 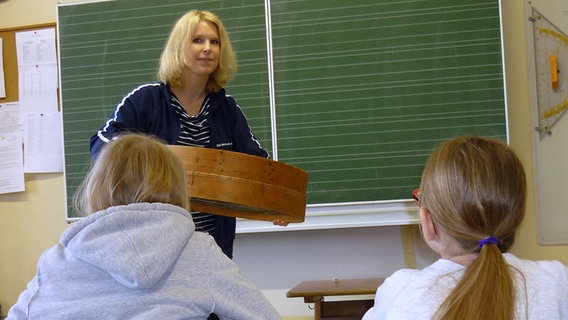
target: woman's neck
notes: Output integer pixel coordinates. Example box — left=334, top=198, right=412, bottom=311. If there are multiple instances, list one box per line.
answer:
left=171, top=76, right=208, bottom=116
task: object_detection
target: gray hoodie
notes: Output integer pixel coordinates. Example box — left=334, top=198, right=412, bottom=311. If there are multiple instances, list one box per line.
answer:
left=7, top=203, right=281, bottom=320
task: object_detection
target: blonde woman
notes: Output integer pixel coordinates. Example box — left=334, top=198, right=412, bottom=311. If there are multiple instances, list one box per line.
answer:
left=90, top=10, right=286, bottom=259
left=363, top=136, right=568, bottom=320
left=8, top=134, right=281, bottom=320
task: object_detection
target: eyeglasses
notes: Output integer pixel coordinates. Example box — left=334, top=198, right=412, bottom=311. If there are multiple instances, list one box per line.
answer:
left=412, top=188, right=421, bottom=207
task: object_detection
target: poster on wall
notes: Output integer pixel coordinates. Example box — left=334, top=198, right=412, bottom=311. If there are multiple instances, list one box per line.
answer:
left=526, top=0, right=568, bottom=245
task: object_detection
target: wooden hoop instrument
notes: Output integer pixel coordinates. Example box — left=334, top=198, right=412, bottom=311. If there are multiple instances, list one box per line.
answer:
left=168, top=146, right=308, bottom=223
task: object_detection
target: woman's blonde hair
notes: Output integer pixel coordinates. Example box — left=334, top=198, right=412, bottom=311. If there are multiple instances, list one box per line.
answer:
left=74, top=134, right=189, bottom=216
left=419, top=136, right=527, bottom=320
left=158, top=10, right=237, bottom=92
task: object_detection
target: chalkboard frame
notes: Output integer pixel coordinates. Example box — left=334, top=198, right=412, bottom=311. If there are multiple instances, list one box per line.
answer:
left=57, top=0, right=507, bottom=232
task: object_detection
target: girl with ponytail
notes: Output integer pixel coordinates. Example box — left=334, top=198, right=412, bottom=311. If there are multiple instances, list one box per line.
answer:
left=363, top=136, right=568, bottom=320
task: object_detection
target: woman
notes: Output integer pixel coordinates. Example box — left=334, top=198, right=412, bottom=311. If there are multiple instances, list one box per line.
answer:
left=89, top=10, right=286, bottom=259
left=363, top=136, right=568, bottom=320
left=7, top=134, right=282, bottom=320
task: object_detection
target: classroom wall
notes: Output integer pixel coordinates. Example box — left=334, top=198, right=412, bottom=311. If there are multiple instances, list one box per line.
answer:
left=1, top=0, right=566, bottom=319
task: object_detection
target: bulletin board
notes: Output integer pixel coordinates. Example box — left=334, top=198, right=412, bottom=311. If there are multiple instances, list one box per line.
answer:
left=526, top=0, right=568, bottom=244
left=0, top=23, right=56, bottom=104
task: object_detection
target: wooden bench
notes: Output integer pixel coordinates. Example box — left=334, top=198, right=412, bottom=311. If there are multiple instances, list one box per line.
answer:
left=286, top=277, right=384, bottom=320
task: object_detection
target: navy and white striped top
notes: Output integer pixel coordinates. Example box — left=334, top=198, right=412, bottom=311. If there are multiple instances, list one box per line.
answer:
left=171, top=94, right=216, bottom=235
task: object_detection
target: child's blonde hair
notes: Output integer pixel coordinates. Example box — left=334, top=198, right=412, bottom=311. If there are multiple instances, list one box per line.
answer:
left=420, top=136, right=527, bottom=320
left=75, top=134, right=189, bottom=215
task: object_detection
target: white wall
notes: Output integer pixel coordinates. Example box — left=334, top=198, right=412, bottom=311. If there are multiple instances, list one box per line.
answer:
left=234, top=226, right=432, bottom=317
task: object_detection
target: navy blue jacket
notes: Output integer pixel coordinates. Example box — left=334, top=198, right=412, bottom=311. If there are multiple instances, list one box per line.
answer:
left=89, top=82, right=269, bottom=258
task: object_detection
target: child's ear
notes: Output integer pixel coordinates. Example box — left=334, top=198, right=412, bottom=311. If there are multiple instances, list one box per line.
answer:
left=419, top=208, right=438, bottom=241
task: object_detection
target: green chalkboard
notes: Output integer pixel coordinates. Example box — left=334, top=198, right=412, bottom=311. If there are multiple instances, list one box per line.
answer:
left=270, top=0, right=506, bottom=204
left=58, top=0, right=506, bottom=219
left=58, top=0, right=271, bottom=218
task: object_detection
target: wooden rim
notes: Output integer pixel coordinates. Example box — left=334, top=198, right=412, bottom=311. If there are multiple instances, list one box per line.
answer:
left=169, top=146, right=308, bottom=222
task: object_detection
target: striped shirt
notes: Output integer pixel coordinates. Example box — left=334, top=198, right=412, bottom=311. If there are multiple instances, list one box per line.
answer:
left=171, top=94, right=216, bottom=235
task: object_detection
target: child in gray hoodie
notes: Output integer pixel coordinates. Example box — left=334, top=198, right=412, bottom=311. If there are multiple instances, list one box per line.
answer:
left=7, top=133, right=282, bottom=320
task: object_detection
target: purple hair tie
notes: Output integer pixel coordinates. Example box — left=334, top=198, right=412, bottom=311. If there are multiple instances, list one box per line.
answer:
left=478, top=236, right=499, bottom=248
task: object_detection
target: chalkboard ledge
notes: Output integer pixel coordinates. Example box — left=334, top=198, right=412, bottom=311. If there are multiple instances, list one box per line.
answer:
left=236, top=201, right=419, bottom=233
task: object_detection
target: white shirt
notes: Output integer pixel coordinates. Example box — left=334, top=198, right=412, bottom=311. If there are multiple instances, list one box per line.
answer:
left=363, top=253, right=568, bottom=320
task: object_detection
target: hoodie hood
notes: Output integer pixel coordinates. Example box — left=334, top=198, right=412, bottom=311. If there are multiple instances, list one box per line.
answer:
left=60, top=203, right=194, bottom=289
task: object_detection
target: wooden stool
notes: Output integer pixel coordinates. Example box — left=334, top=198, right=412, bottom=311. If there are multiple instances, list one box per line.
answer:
left=286, top=278, right=384, bottom=320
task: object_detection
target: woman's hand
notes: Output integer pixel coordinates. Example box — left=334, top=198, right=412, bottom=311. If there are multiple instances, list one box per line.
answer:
left=272, top=219, right=289, bottom=227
